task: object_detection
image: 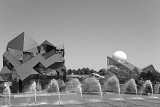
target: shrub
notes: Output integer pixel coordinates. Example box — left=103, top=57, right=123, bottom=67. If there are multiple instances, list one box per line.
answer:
left=123, top=79, right=137, bottom=94
left=45, top=79, right=58, bottom=93
left=154, top=83, right=160, bottom=94
left=57, top=79, right=66, bottom=92
left=104, top=75, right=120, bottom=93
left=82, top=77, right=100, bottom=92
left=23, top=81, right=36, bottom=92
left=141, top=80, right=153, bottom=94
left=142, top=85, right=152, bottom=94
left=65, top=78, right=81, bottom=94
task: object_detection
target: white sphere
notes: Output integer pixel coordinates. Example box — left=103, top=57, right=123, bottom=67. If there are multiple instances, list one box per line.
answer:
left=112, top=51, right=127, bottom=63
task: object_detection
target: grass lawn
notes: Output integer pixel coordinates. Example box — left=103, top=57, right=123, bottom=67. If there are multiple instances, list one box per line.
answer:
left=1, top=92, right=160, bottom=107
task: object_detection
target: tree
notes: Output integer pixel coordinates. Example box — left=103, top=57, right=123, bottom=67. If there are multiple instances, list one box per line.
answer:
left=107, top=67, right=140, bottom=84
left=82, top=77, right=100, bottom=92
left=105, top=70, right=115, bottom=78
left=77, top=69, right=81, bottom=75
left=85, top=68, right=90, bottom=75
left=67, top=69, right=72, bottom=74
left=98, top=69, right=106, bottom=76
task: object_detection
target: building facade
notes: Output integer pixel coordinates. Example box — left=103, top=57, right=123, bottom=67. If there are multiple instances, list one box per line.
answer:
left=107, top=56, right=141, bottom=83
left=0, top=32, right=67, bottom=92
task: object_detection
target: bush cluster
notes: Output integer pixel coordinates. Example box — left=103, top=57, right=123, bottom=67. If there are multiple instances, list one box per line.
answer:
left=142, top=85, right=152, bottom=94
left=141, top=80, right=153, bottom=94
left=82, top=77, right=100, bottom=92
left=45, top=79, right=59, bottom=93
left=22, top=81, right=37, bottom=92
left=65, top=78, right=81, bottom=94
left=104, top=76, right=120, bottom=93
left=123, top=79, right=137, bottom=94
left=154, top=83, right=160, bottom=94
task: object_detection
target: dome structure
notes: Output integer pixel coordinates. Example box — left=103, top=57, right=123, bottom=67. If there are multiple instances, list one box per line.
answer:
left=112, top=51, right=127, bottom=63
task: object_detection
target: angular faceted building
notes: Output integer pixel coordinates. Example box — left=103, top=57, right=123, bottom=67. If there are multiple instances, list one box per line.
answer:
left=107, top=51, right=142, bottom=72
left=107, top=51, right=141, bottom=83
left=141, top=64, right=160, bottom=82
left=107, top=51, right=160, bottom=84
left=0, top=32, right=67, bottom=92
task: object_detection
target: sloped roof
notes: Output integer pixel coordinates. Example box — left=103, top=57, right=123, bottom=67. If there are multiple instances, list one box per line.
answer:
left=7, top=32, right=39, bottom=51
left=0, top=76, right=4, bottom=81
left=107, top=56, right=142, bottom=72
left=16, top=67, right=38, bottom=80
left=142, top=64, right=154, bottom=71
left=141, top=64, right=160, bottom=80
left=3, top=51, right=22, bottom=66
left=1, top=74, right=12, bottom=81
left=41, top=40, right=56, bottom=48
left=8, top=48, right=23, bottom=60
left=142, top=64, right=160, bottom=75
left=0, top=66, right=11, bottom=74
left=122, top=62, right=141, bottom=71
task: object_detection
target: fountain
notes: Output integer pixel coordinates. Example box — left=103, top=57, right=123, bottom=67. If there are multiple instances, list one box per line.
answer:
left=124, top=79, right=143, bottom=100
left=104, top=76, right=123, bottom=101
left=153, top=83, right=160, bottom=99
left=117, top=79, right=121, bottom=100
left=142, top=80, right=153, bottom=95
left=124, top=79, right=137, bottom=94
left=22, top=81, right=37, bottom=106
left=34, top=89, right=36, bottom=105
left=78, top=83, right=83, bottom=101
left=32, top=81, right=37, bottom=105
left=86, top=78, right=103, bottom=102
left=82, top=77, right=103, bottom=102
left=47, top=79, right=61, bottom=104
left=4, top=83, right=11, bottom=106
left=64, top=78, right=83, bottom=104
left=56, top=82, right=61, bottom=104
left=97, top=80, right=103, bottom=101
left=142, top=80, right=158, bottom=99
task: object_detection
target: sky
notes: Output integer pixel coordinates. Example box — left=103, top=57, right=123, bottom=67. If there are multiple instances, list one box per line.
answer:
left=0, top=0, right=160, bottom=71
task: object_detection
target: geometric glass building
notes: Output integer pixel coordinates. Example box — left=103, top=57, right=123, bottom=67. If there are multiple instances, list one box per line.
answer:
left=107, top=51, right=160, bottom=84
left=107, top=51, right=142, bottom=83
left=0, top=32, right=67, bottom=92
left=142, top=64, right=160, bottom=82
left=107, top=51, right=142, bottom=73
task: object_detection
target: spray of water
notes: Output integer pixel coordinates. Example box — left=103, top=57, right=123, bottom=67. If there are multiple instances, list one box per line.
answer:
left=34, top=88, right=36, bottom=105
left=78, top=83, right=82, bottom=101
left=65, top=78, right=82, bottom=101
left=32, top=81, right=37, bottom=105
left=143, top=80, right=158, bottom=99
left=56, top=82, right=61, bottom=104
left=142, top=80, right=154, bottom=98
left=4, top=83, right=11, bottom=106
left=124, top=79, right=144, bottom=100
left=117, top=81, right=121, bottom=99
left=6, top=86, right=11, bottom=106
left=124, top=79, right=137, bottom=95
left=47, top=79, right=61, bottom=104
left=105, top=76, right=122, bottom=100
left=97, top=80, right=103, bottom=101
